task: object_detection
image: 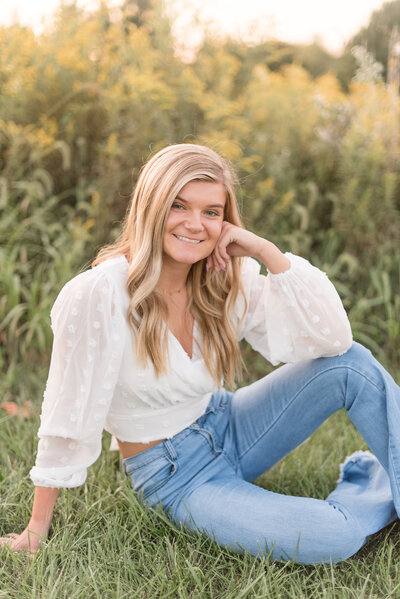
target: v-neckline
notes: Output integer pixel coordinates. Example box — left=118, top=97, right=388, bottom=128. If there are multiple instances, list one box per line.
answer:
left=168, top=320, right=198, bottom=361
left=120, top=255, right=199, bottom=361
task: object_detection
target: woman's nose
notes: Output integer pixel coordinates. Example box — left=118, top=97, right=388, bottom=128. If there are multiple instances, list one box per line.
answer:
left=185, top=213, right=204, bottom=231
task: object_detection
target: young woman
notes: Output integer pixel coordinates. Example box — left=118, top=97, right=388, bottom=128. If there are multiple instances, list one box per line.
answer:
left=1, top=144, right=399, bottom=563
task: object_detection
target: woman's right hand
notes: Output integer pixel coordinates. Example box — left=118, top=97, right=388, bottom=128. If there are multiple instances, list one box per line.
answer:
left=0, top=524, right=48, bottom=554
left=1, top=486, right=59, bottom=554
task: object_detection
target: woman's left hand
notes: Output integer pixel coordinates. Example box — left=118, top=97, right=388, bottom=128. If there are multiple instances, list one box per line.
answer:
left=206, top=222, right=267, bottom=272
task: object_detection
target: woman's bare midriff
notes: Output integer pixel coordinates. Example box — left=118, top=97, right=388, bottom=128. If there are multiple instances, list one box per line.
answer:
left=116, top=437, right=166, bottom=459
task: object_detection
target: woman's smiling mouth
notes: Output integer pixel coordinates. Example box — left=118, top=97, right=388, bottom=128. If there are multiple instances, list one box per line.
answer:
left=173, top=234, right=203, bottom=244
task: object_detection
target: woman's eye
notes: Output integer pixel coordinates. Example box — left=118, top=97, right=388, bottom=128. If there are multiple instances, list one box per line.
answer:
left=172, top=203, right=184, bottom=210
left=206, top=210, right=219, bottom=217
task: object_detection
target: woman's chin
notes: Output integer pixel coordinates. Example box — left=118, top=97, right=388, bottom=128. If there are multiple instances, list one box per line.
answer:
left=162, top=252, right=206, bottom=267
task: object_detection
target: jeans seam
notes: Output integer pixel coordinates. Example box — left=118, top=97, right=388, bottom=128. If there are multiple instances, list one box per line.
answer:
left=389, top=445, right=400, bottom=505
left=173, top=428, right=193, bottom=448
left=222, top=449, right=237, bottom=471
left=196, top=428, right=219, bottom=454
left=143, top=460, right=177, bottom=499
left=237, top=364, right=385, bottom=461
left=124, top=454, right=166, bottom=471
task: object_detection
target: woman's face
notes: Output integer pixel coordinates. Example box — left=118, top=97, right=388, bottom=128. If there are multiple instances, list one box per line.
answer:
left=162, top=180, right=226, bottom=268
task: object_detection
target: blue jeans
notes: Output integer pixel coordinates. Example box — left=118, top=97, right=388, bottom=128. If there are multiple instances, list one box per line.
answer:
left=123, top=343, right=400, bottom=564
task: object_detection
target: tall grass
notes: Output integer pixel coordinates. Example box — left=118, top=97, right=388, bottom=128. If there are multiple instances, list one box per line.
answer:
left=1, top=381, right=399, bottom=598
left=0, top=123, right=97, bottom=376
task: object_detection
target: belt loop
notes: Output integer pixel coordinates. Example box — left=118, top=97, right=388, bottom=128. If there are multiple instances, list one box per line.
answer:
left=164, top=438, right=177, bottom=461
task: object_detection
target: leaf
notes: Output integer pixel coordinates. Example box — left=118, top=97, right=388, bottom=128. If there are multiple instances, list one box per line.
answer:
left=0, top=401, right=19, bottom=415
left=0, top=401, right=36, bottom=419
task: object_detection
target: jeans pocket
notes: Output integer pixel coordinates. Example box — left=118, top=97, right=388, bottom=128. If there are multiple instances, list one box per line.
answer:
left=125, top=453, right=177, bottom=500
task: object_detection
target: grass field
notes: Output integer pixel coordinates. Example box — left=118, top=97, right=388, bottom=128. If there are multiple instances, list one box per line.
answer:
left=1, top=362, right=399, bottom=599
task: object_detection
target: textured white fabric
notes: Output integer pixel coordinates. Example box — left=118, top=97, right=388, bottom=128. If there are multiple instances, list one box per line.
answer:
left=30, top=253, right=352, bottom=487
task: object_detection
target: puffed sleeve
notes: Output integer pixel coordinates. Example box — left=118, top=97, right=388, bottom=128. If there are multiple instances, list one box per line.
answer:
left=29, top=268, right=127, bottom=488
left=234, top=253, right=352, bottom=365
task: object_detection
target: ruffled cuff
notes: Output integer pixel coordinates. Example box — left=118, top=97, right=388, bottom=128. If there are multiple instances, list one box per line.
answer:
left=267, top=252, right=307, bottom=280
left=29, top=465, right=87, bottom=488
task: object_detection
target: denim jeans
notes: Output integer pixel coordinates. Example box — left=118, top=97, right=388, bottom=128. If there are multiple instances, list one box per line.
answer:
left=122, top=342, right=400, bottom=564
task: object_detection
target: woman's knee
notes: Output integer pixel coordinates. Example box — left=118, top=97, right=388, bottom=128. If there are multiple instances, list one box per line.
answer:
left=327, top=341, right=374, bottom=369
left=286, top=512, right=365, bottom=565
left=321, top=342, right=385, bottom=395
left=334, top=341, right=387, bottom=392
left=247, top=499, right=367, bottom=565
left=312, top=520, right=365, bottom=564
left=341, top=341, right=373, bottom=361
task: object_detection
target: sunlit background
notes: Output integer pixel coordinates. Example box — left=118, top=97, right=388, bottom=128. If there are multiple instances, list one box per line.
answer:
left=1, top=0, right=399, bottom=376
left=1, top=0, right=388, bottom=53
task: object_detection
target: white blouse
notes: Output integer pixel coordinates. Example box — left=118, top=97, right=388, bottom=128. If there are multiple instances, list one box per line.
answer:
left=29, top=253, right=353, bottom=488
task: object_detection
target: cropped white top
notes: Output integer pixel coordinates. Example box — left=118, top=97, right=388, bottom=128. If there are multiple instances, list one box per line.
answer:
left=29, top=253, right=353, bottom=488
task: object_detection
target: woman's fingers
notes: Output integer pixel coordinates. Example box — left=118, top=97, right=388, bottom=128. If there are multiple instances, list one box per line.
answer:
left=207, top=222, right=256, bottom=273
left=208, top=239, right=233, bottom=273
left=0, top=533, right=17, bottom=544
left=0, top=530, right=40, bottom=554
left=212, top=253, right=221, bottom=273
left=216, top=240, right=231, bottom=265
left=0, top=537, right=10, bottom=546
left=0, top=534, right=18, bottom=550
left=215, top=235, right=234, bottom=271
left=210, top=250, right=225, bottom=273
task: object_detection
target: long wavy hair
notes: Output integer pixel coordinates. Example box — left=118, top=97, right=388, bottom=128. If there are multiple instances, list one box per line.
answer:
left=93, top=144, right=246, bottom=388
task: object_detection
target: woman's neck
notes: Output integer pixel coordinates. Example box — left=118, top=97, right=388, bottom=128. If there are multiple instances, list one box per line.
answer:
left=156, top=260, right=191, bottom=295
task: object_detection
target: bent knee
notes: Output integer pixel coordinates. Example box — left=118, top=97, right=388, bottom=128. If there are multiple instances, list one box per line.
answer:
left=342, top=341, right=373, bottom=360
left=323, top=341, right=382, bottom=381
left=266, top=508, right=366, bottom=565
left=305, top=533, right=365, bottom=565
left=298, top=508, right=366, bottom=564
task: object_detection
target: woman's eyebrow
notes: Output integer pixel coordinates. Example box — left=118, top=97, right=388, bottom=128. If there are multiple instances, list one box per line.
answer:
left=175, top=195, right=224, bottom=209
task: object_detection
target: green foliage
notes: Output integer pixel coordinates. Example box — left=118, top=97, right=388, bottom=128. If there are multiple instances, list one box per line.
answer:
left=0, top=120, right=97, bottom=374
left=0, top=0, right=399, bottom=381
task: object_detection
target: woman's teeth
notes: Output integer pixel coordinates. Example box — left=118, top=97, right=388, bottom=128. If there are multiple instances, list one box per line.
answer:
left=174, top=235, right=202, bottom=244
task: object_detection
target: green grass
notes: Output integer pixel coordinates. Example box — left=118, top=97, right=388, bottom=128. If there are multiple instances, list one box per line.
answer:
left=1, top=366, right=399, bottom=599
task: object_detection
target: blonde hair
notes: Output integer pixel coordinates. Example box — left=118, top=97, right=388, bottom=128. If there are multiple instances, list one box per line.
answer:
left=93, top=144, right=245, bottom=388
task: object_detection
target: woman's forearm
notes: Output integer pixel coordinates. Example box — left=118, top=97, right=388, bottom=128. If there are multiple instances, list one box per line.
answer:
left=28, top=486, right=60, bottom=535
left=0, top=486, right=60, bottom=553
left=255, top=239, right=291, bottom=274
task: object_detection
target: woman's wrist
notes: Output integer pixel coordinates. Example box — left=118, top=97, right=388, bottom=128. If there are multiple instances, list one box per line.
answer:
left=254, top=239, right=291, bottom=274
left=27, top=518, right=51, bottom=537
left=28, top=509, right=54, bottom=539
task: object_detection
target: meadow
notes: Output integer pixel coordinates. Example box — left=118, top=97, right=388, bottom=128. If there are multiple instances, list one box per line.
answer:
left=1, top=3, right=399, bottom=597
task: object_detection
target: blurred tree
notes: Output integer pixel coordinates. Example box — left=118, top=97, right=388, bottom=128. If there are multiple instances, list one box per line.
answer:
left=0, top=0, right=398, bottom=373
left=351, top=45, right=384, bottom=83
left=334, top=51, right=358, bottom=91
left=345, top=0, right=400, bottom=80
left=122, top=0, right=153, bottom=28
left=292, top=41, right=337, bottom=78
left=200, top=37, right=340, bottom=96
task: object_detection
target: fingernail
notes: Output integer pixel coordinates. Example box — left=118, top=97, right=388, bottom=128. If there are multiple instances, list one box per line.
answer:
left=215, top=268, right=220, bottom=274
left=206, top=265, right=209, bottom=272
